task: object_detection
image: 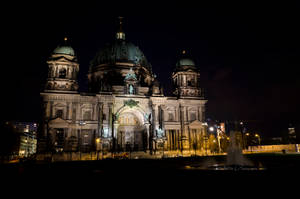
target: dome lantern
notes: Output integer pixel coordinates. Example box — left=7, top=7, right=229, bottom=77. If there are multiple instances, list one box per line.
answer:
left=116, top=16, right=125, bottom=40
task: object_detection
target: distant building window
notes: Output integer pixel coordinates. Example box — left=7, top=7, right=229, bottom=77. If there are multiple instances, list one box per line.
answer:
left=55, top=109, right=63, bottom=118
left=187, top=78, right=196, bottom=87
left=168, top=113, right=174, bottom=121
left=190, top=112, right=196, bottom=121
left=72, top=108, right=76, bottom=121
left=83, top=111, right=91, bottom=121
left=59, top=68, right=66, bottom=78
left=83, top=134, right=89, bottom=145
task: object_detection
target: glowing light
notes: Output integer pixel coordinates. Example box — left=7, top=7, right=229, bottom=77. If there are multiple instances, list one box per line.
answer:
left=209, top=127, right=214, bottom=132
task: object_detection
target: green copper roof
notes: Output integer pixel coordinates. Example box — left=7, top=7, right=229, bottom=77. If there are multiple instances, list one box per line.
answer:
left=90, top=40, right=151, bottom=70
left=53, top=46, right=75, bottom=56
left=124, top=68, right=137, bottom=81
left=176, top=58, right=195, bottom=67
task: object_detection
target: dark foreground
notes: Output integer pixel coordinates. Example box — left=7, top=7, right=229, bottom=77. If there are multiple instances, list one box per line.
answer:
left=1, top=153, right=300, bottom=192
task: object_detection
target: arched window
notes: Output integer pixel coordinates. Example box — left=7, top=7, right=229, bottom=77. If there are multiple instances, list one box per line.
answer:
left=168, top=113, right=174, bottom=121
left=83, top=111, right=92, bottom=121
left=59, top=68, right=66, bottom=78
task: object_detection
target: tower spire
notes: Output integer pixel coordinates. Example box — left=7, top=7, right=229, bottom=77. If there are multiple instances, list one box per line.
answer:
left=118, top=16, right=123, bottom=32
left=116, top=16, right=125, bottom=40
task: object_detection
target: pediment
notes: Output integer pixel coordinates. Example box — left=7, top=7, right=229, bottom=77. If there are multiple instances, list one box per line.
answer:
left=53, top=103, right=65, bottom=107
left=189, top=120, right=203, bottom=128
left=49, top=117, right=69, bottom=125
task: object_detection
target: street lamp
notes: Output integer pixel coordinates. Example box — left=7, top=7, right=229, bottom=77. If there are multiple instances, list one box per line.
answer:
left=255, top=133, right=261, bottom=146
left=96, top=138, right=100, bottom=160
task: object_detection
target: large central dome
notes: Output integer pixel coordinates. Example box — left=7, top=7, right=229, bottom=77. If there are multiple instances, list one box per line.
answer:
left=88, top=22, right=154, bottom=93
left=90, top=39, right=151, bottom=70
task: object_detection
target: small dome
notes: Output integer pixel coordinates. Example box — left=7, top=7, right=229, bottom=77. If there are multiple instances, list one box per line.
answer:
left=53, top=46, right=75, bottom=56
left=176, top=58, right=195, bottom=67
left=175, top=57, right=197, bottom=72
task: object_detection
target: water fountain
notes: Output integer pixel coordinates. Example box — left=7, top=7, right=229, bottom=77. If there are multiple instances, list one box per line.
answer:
left=224, top=130, right=254, bottom=170
left=184, top=122, right=263, bottom=171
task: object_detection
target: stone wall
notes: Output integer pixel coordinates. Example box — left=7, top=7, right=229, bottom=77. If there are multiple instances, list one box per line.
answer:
left=245, top=144, right=300, bottom=153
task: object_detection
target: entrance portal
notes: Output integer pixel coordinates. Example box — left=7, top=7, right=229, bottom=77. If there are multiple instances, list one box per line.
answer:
left=117, top=112, right=146, bottom=151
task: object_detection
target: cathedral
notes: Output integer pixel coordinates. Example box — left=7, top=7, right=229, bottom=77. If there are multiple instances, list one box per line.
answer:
left=38, top=19, right=207, bottom=158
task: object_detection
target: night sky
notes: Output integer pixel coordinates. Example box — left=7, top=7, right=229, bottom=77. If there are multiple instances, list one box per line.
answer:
left=2, top=2, right=300, bottom=137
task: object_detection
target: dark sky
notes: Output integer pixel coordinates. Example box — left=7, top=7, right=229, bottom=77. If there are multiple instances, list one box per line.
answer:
left=2, top=2, right=300, bottom=137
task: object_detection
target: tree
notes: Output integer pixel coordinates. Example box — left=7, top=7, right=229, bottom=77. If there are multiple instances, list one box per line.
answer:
left=220, top=137, right=230, bottom=153
left=208, top=134, right=218, bottom=153
left=0, top=122, right=19, bottom=161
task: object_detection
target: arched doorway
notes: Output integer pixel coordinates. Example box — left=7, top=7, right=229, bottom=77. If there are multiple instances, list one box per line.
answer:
left=117, top=112, right=146, bottom=151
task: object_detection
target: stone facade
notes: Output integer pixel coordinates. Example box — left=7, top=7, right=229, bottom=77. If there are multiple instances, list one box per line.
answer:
left=38, top=22, right=207, bottom=158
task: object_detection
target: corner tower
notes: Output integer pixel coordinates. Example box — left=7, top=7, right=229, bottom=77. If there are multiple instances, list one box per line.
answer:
left=45, top=38, right=79, bottom=92
left=172, top=50, right=202, bottom=98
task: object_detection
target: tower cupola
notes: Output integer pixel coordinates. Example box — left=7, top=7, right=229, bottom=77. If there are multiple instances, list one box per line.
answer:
left=172, top=50, right=202, bottom=98
left=45, top=37, right=79, bottom=92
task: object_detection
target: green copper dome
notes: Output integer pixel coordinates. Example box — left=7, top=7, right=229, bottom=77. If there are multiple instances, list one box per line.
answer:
left=53, top=46, right=75, bottom=56
left=90, top=40, right=151, bottom=70
left=175, top=58, right=197, bottom=72
left=176, top=58, right=195, bottom=67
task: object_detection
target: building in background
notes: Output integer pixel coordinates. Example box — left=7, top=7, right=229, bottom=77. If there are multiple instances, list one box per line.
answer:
left=288, top=124, right=297, bottom=144
left=12, top=122, right=38, bottom=158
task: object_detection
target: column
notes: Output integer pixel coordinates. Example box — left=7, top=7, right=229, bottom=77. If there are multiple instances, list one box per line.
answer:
left=166, top=130, right=171, bottom=150
left=185, top=106, right=188, bottom=122
left=49, top=101, right=53, bottom=118
left=198, top=106, right=201, bottom=122
left=188, top=126, right=191, bottom=151
left=113, top=122, right=119, bottom=141
left=45, top=101, right=50, bottom=118
left=108, top=103, right=113, bottom=137
left=68, top=102, right=73, bottom=121
left=145, top=123, right=150, bottom=150
left=177, top=129, right=180, bottom=151
left=98, top=102, right=103, bottom=136
left=66, top=102, right=70, bottom=120
left=201, top=105, right=205, bottom=122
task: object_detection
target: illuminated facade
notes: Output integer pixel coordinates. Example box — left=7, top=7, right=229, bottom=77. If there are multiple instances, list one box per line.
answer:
left=38, top=20, right=207, bottom=157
